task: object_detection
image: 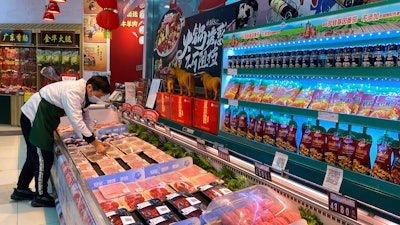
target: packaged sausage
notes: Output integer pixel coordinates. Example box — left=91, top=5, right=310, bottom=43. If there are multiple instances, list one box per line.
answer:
left=309, top=123, right=326, bottom=161
left=263, top=112, right=277, bottom=146
left=323, top=125, right=341, bottom=165
left=286, top=116, right=298, bottom=153
left=299, top=119, right=314, bottom=157
left=372, top=133, right=393, bottom=182
left=352, top=128, right=373, bottom=175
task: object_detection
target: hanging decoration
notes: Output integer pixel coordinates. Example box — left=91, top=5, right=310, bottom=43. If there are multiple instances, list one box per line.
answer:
left=96, top=0, right=120, bottom=39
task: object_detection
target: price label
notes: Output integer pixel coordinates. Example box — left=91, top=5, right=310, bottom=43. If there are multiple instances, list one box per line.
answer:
left=328, top=192, right=357, bottom=220
left=196, top=138, right=206, bottom=151
left=182, top=127, right=195, bottom=134
left=227, top=68, right=238, bottom=75
left=120, top=216, right=136, bottom=225
left=165, top=126, right=171, bottom=136
left=323, top=165, right=344, bottom=193
left=217, top=146, right=230, bottom=162
left=272, top=152, right=288, bottom=171
left=228, top=99, right=238, bottom=106
left=318, top=111, right=339, bottom=123
left=254, top=161, right=271, bottom=181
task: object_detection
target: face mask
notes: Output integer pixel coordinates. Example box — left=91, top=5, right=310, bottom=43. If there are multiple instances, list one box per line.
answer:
left=89, top=95, right=100, bottom=104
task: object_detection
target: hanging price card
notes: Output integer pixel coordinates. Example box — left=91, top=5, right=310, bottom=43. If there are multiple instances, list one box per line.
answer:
left=271, top=152, right=288, bottom=171
left=227, top=68, right=237, bottom=75
left=217, top=146, right=230, bottom=162
left=323, top=165, right=343, bottom=193
left=196, top=138, right=206, bottom=151
left=318, top=111, right=339, bottom=123
left=328, top=192, right=357, bottom=220
left=165, top=126, right=171, bottom=137
left=254, top=161, right=271, bottom=181
left=228, top=99, right=238, bottom=107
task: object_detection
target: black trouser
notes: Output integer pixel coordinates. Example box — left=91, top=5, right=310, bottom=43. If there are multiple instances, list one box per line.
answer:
left=18, top=113, right=54, bottom=196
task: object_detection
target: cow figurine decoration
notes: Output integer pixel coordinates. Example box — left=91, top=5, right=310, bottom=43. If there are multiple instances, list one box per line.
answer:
left=236, top=0, right=259, bottom=29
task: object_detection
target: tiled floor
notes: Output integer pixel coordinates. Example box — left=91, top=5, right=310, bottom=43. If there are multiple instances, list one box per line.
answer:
left=0, top=125, right=59, bottom=225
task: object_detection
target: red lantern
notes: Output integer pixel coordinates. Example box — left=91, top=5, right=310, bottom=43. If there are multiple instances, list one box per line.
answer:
left=96, top=9, right=120, bottom=38
left=96, top=0, right=117, bottom=9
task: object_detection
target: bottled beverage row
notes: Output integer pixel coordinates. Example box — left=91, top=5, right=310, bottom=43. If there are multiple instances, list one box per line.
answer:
left=227, top=44, right=399, bottom=69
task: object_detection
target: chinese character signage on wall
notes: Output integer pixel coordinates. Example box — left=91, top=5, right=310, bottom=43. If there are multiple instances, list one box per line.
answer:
left=0, top=30, right=31, bottom=44
left=40, top=31, right=75, bottom=46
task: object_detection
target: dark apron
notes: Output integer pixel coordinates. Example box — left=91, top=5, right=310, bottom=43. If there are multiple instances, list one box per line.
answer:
left=29, top=96, right=65, bottom=151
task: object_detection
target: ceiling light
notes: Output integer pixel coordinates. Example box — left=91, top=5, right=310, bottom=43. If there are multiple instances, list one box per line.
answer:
left=50, top=0, right=66, bottom=3
left=42, top=11, right=55, bottom=22
left=47, top=2, right=60, bottom=14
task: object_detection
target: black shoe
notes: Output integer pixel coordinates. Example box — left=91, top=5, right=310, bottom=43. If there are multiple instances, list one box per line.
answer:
left=11, top=188, right=35, bottom=201
left=31, top=193, right=55, bottom=207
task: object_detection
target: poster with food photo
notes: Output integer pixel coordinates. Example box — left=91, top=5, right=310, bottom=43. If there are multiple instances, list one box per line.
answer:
left=83, top=15, right=107, bottom=43
left=83, top=43, right=107, bottom=71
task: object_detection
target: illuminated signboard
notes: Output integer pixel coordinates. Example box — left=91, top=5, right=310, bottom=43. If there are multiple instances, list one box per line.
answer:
left=40, top=31, right=75, bottom=46
left=0, top=30, right=32, bottom=44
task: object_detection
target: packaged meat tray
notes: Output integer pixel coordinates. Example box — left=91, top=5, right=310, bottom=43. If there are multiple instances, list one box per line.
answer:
left=169, top=180, right=198, bottom=194
left=180, top=205, right=204, bottom=219
left=119, top=193, right=147, bottom=212
left=120, top=153, right=143, bottom=163
left=86, top=154, right=109, bottom=163
left=142, top=148, right=164, bottom=158
left=93, top=190, right=107, bottom=203
left=136, top=177, right=163, bottom=190
left=100, top=199, right=122, bottom=212
left=97, top=158, right=120, bottom=168
left=198, top=183, right=232, bottom=201
left=106, top=149, right=126, bottom=159
left=127, top=160, right=151, bottom=169
left=76, top=162, right=94, bottom=171
left=146, top=186, right=175, bottom=201
left=152, top=154, right=175, bottom=163
left=98, top=182, right=131, bottom=199
left=165, top=192, right=204, bottom=211
left=201, top=185, right=303, bottom=225
left=177, top=165, right=207, bottom=178
left=80, top=169, right=99, bottom=179
left=146, top=213, right=179, bottom=225
left=73, top=156, right=89, bottom=164
left=106, top=208, right=143, bottom=225
left=111, top=139, right=144, bottom=154
left=136, top=199, right=173, bottom=220
left=102, top=164, right=126, bottom=175
left=190, top=173, right=224, bottom=186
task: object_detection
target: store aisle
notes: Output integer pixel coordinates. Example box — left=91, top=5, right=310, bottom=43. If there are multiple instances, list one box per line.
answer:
left=0, top=125, right=59, bottom=225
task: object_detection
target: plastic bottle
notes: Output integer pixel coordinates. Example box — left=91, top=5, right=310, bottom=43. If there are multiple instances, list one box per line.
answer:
left=269, top=0, right=299, bottom=20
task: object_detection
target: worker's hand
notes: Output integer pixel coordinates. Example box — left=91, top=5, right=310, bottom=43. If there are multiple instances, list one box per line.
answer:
left=91, top=139, right=107, bottom=155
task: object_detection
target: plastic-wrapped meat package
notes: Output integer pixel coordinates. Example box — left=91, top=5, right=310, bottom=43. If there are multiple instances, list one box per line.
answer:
left=201, top=185, right=304, bottom=225
left=157, top=171, right=183, bottom=183
left=120, top=153, right=142, bottom=163
left=198, top=183, right=232, bottom=200
left=93, top=190, right=107, bottom=203
left=170, top=180, right=198, bottom=194
left=190, top=173, right=224, bottom=186
left=137, top=199, right=173, bottom=220
left=146, top=186, right=174, bottom=201
left=106, top=208, right=140, bottom=225
left=106, top=150, right=125, bottom=159
left=97, top=158, right=119, bottom=169
left=100, top=199, right=121, bottom=212
left=73, top=157, right=89, bottom=164
left=98, top=182, right=131, bottom=199
left=87, top=154, right=109, bottom=163
left=152, top=154, right=175, bottom=163
left=102, top=164, right=125, bottom=175
left=80, top=169, right=98, bottom=179
left=76, top=162, right=93, bottom=171
left=178, top=165, right=207, bottom=178
left=119, top=193, right=146, bottom=211
left=127, top=160, right=150, bottom=169
left=136, top=176, right=162, bottom=190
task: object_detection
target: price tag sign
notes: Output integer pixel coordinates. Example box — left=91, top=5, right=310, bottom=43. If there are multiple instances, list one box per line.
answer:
left=272, top=152, right=288, bottom=171
left=328, top=192, right=357, bottom=220
left=196, top=138, right=206, bottom=151
left=227, top=68, right=238, bottom=75
left=217, top=146, right=230, bottom=162
left=228, top=99, right=238, bottom=106
left=318, top=111, right=339, bottom=123
left=323, top=165, right=344, bottom=193
left=165, top=126, right=171, bottom=137
left=254, top=161, right=271, bottom=181
left=182, top=127, right=195, bottom=134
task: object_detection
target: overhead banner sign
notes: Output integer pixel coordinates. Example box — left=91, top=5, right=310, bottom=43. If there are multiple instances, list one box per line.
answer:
left=0, top=30, right=32, bottom=44
left=40, top=31, right=75, bottom=46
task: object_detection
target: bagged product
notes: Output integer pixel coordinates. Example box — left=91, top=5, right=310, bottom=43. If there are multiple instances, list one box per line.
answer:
left=254, top=111, right=265, bottom=142
left=372, top=133, right=393, bottom=181
left=61, top=50, right=71, bottom=65
left=391, top=140, right=400, bottom=184
left=222, top=106, right=231, bottom=133
left=286, top=115, right=298, bottom=153
left=230, top=106, right=239, bottom=135
left=309, top=123, right=326, bottom=161
left=288, top=86, right=314, bottom=109
left=299, top=119, right=313, bottom=156
left=261, top=81, right=281, bottom=104
left=357, top=92, right=377, bottom=116
left=248, top=80, right=269, bottom=102
left=275, top=115, right=289, bottom=150
left=369, top=94, right=400, bottom=120
left=338, top=129, right=356, bottom=170
left=51, top=50, right=62, bottom=64
left=323, top=125, right=341, bottom=165
left=327, top=86, right=356, bottom=114
left=308, top=84, right=332, bottom=111
left=262, top=112, right=277, bottom=146
left=272, top=82, right=302, bottom=106
left=236, top=108, right=248, bottom=137
left=223, top=78, right=240, bottom=99
left=70, top=50, right=80, bottom=66
left=352, top=128, right=373, bottom=175
left=237, top=79, right=255, bottom=101
left=246, top=109, right=257, bottom=140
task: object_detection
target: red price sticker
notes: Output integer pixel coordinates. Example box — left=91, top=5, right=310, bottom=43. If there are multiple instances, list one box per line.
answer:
left=328, top=192, right=357, bottom=220
left=217, top=146, right=230, bottom=162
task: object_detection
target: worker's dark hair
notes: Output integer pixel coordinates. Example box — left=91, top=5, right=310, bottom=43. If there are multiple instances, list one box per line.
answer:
left=87, top=75, right=111, bottom=94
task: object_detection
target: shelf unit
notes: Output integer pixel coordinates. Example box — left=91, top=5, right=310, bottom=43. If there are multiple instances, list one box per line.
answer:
left=217, top=1, right=400, bottom=223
